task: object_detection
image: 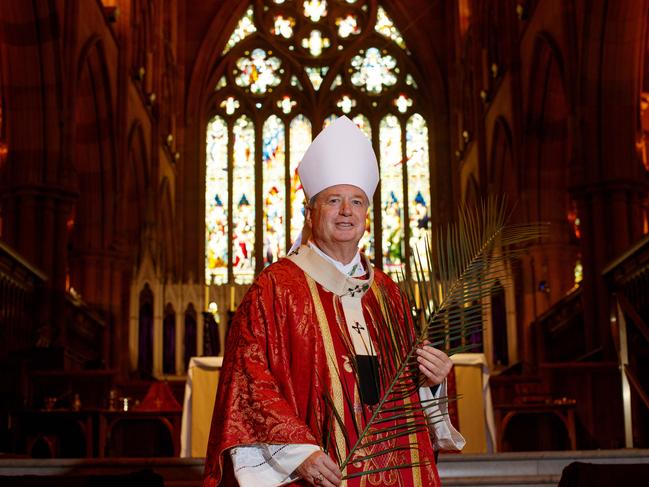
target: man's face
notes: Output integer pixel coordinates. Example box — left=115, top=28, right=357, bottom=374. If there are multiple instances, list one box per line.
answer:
left=306, top=184, right=369, bottom=249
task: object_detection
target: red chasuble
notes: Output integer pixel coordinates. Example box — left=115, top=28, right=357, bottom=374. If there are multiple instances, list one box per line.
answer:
left=203, top=245, right=440, bottom=487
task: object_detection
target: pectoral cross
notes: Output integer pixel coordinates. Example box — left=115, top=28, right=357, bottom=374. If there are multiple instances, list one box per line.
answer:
left=351, top=321, right=365, bottom=334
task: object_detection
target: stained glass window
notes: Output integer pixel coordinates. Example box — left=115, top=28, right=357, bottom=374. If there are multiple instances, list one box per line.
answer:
left=375, top=6, right=406, bottom=49
left=206, top=1, right=432, bottom=284
left=277, top=95, right=297, bottom=114
left=305, top=66, right=329, bottom=90
left=352, top=114, right=374, bottom=259
left=394, top=93, right=413, bottom=113
left=405, top=73, right=417, bottom=88
left=290, top=75, right=303, bottom=90
left=220, top=96, right=240, bottom=115
left=205, top=117, right=228, bottom=284
left=290, top=115, right=312, bottom=245
left=273, top=15, right=295, bottom=38
left=263, top=115, right=286, bottom=266
left=232, top=116, right=256, bottom=283
left=337, top=14, right=360, bottom=38
left=304, top=0, right=328, bottom=22
left=351, top=48, right=398, bottom=94
left=336, top=95, right=357, bottom=114
left=223, top=6, right=256, bottom=54
left=406, top=114, right=430, bottom=274
left=352, top=114, right=372, bottom=139
left=302, top=30, right=330, bottom=57
left=323, top=114, right=338, bottom=129
left=380, top=114, right=404, bottom=273
left=235, top=48, right=282, bottom=94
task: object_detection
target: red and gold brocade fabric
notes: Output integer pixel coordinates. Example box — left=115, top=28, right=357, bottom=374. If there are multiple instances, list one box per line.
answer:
left=203, top=248, right=440, bottom=486
left=312, top=279, right=440, bottom=486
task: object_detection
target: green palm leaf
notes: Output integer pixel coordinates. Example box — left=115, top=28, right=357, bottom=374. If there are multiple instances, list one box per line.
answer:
left=322, top=196, right=544, bottom=479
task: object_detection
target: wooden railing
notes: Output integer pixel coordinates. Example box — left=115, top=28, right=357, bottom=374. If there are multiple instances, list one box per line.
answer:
left=0, top=240, right=46, bottom=360
left=532, top=286, right=585, bottom=364
left=62, top=291, right=106, bottom=369
left=603, top=234, right=649, bottom=448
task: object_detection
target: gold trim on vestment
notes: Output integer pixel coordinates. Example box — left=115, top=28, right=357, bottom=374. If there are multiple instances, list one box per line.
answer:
left=293, top=246, right=425, bottom=484
left=372, top=282, right=423, bottom=485
left=305, top=275, right=348, bottom=486
left=403, top=393, right=422, bottom=486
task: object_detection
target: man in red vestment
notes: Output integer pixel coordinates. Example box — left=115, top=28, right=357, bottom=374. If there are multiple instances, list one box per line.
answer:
left=204, top=116, right=463, bottom=487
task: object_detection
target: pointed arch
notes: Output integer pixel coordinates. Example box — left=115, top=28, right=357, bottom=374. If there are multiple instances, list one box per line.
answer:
left=524, top=33, right=570, bottom=224
left=459, top=29, right=477, bottom=146
left=183, top=303, right=198, bottom=370
left=0, top=0, right=65, bottom=266
left=69, top=37, right=118, bottom=301
left=522, top=33, right=579, bottom=311
left=163, top=302, right=176, bottom=375
left=489, top=117, right=517, bottom=197
left=198, top=1, right=437, bottom=283
left=71, top=36, right=117, bottom=246
left=138, top=283, right=154, bottom=377
left=0, top=1, right=64, bottom=181
left=124, top=121, right=150, bottom=264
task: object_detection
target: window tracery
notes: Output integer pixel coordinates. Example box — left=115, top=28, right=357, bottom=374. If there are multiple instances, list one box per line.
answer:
left=206, top=0, right=432, bottom=283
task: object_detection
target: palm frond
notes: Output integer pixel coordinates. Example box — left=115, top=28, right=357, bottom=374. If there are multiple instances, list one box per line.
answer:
left=322, top=196, right=544, bottom=479
left=343, top=461, right=432, bottom=480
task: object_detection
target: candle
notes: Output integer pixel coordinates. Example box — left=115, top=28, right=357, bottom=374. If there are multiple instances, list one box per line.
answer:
left=230, top=285, right=235, bottom=312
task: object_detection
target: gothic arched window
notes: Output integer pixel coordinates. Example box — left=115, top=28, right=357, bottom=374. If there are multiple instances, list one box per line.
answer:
left=163, top=303, right=176, bottom=374
left=138, top=284, right=154, bottom=377
left=184, top=304, right=198, bottom=370
left=206, top=0, right=432, bottom=284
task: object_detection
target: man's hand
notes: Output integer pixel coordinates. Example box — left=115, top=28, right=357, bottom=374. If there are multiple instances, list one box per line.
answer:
left=295, top=451, right=342, bottom=487
left=416, top=340, right=453, bottom=387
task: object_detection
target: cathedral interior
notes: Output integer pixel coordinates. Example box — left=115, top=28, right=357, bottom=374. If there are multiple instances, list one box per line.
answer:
left=1, top=0, right=649, bottom=485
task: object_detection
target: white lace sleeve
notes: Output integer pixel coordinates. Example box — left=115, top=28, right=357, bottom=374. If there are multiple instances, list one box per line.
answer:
left=419, top=381, right=466, bottom=451
left=230, top=443, right=321, bottom=487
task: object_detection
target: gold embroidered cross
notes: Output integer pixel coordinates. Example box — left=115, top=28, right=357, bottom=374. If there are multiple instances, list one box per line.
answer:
left=351, top=321, right=365, bottom=334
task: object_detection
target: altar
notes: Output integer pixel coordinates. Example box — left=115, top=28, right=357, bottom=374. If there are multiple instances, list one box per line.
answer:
left=180, top=353, right=496, bottom=457
left=450, top=353, right=497, bottom=454
left=180, top=356, right=223, bottom=458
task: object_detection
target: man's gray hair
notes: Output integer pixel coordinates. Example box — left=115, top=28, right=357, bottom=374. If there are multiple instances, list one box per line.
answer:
left=306, top=192, right=370, bottom=208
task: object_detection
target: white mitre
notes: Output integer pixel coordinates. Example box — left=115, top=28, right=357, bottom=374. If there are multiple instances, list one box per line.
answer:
left=297, top=115, right=379, bottom=202
left=288, top=116, right=379, bottom=254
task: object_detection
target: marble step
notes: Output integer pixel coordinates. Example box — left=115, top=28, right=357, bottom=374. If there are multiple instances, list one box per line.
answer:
left=437, top=449, right=649, bottom=486
left=443, top=476, right=558, bottom=486
left=0, top=449, right=647, bottom=486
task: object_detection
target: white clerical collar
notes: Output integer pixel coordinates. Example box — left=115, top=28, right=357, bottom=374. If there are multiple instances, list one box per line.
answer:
left=307, top=241, right=365, bottom=277
left=287, top=244, right=373, bottom=298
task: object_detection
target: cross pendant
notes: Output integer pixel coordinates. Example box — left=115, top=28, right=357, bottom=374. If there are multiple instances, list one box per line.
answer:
left=351, top=321, right=365, bottom=334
